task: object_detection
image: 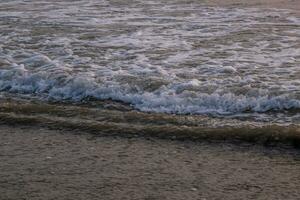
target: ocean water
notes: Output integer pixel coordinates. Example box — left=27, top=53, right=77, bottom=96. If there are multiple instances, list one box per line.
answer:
left=0, top=0, right=300, bottom=142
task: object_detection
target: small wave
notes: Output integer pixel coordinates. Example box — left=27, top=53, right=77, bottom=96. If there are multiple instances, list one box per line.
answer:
left=1, top=53, right=300, bottom=116
left=1, top=62, right=300, bottom=116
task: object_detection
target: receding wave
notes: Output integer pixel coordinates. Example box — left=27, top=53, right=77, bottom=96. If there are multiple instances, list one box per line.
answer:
left=0, top=98, right=300, bottom=147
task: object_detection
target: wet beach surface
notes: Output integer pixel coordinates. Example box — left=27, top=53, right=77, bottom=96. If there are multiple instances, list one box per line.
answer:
left=1, top=125, right=300, bottom=200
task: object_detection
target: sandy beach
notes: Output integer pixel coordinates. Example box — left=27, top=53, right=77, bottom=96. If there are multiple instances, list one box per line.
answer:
left=1, top=125, right=300, bottom=200
left=1, top=0, right=300, bottom=199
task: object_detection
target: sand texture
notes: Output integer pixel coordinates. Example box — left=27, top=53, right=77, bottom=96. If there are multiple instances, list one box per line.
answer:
left=1, top=125, right=300, bottom=200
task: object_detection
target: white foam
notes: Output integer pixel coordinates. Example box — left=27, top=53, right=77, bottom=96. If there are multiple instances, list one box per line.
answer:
left=0, top=0, right=299, bottom=116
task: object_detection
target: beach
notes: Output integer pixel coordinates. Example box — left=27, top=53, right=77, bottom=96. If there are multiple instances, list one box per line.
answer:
left=0, top=0, right=300, bottom=199
left=1, top=125, right=300, bottom=200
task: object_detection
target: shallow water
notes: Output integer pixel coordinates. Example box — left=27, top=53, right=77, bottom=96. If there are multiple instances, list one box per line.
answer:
left=0, top=0, right=300, bottom=136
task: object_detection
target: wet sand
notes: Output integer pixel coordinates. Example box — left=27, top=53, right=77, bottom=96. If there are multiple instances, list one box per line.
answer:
left=1, top=125, right=300, bottom=200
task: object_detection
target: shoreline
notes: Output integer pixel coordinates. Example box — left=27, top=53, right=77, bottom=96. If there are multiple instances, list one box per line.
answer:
left=1, top=99, right=300, bottom=147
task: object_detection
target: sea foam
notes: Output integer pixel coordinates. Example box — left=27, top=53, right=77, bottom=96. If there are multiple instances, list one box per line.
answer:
left=0, top=0, right=299, bottom=117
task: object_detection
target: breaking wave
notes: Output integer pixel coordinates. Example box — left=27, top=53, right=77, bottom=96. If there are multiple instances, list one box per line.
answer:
left=1, top=62, right=300, bottom=115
